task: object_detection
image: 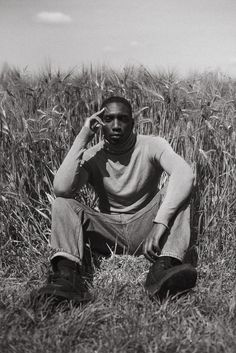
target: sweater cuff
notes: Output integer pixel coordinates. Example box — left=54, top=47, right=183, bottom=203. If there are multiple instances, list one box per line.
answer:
left=153, top=212, right=170, bottom=229
left=152, top=220, right=169, bottom=230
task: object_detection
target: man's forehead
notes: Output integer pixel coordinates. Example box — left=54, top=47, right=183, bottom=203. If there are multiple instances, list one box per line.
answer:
left=104, top=102, right=131, bottom=115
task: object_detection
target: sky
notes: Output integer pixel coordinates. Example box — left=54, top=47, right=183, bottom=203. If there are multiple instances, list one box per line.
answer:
left=0, top=0, right=236, bottom=77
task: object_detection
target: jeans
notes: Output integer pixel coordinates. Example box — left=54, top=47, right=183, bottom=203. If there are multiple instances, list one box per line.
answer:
left=50, top=188, right=191, bottom=265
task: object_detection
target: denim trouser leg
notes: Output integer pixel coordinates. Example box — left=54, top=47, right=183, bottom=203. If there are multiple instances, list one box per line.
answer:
left=122, top=189, right=191, bottom=261
left=50, top=190, right=191, bottom=265
left=50, top=197, right=129, bottom=264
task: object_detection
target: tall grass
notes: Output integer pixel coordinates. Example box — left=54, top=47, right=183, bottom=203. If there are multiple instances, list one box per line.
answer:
left=0, top=66, right=235, bottom=352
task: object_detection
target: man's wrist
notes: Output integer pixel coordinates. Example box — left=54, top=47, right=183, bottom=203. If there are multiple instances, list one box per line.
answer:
left=81, top=125, right=95, bottom=137
left=152, top=220, right=169, bottom=231
left=74, top=126, right=94, bottom=145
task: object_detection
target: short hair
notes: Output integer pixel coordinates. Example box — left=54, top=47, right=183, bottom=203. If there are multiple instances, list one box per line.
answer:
left=101, top=96, right=132, bottom=116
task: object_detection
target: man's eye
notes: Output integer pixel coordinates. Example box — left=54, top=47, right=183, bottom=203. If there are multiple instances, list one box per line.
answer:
left=103, top=116, right=112, bottom=123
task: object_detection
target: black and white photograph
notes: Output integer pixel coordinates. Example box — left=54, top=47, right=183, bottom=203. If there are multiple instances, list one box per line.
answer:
left=0, top=1, right=235, bottom=352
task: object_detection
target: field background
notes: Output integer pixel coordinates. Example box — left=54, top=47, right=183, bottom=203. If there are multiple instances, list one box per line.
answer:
left=0, top=66, right=235, bottom=353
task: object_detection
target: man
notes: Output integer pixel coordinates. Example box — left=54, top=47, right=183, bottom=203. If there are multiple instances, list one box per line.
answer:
left=39, top=96, right=197, bottom=303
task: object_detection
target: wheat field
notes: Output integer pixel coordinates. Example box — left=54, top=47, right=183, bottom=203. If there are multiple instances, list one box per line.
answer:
left=0, top=66, right=235, bottom=353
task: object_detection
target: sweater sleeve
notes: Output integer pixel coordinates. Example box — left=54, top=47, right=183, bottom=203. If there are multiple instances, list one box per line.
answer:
left=53, top=126, right=93, bottom=197
left=152, top=138, right=194, bottom=227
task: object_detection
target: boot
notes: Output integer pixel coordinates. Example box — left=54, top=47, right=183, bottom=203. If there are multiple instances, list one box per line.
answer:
left=38, top=258, right=91, bottom=304
left=145, top=256, right=197, bottom=300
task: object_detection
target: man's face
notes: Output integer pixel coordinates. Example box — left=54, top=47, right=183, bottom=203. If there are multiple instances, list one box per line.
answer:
left=101, top=102, right=134, bottom=144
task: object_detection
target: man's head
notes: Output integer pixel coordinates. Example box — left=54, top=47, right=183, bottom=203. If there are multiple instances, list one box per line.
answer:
left=100, top=96, right=134, bottom=145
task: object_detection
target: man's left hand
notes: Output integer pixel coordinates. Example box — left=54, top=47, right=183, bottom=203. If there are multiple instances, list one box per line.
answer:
left=143, top=223, right=168, bottom=262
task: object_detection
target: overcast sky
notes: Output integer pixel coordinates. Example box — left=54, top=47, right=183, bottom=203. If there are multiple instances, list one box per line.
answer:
left=0, top=0, right=236, bottom=76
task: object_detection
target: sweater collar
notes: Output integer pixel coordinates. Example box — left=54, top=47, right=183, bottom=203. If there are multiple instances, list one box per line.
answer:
left=103, top=131, right=137, bottom=155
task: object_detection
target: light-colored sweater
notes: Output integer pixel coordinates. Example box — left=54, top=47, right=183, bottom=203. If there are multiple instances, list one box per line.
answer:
left=54, top=127, right=194, bottom=228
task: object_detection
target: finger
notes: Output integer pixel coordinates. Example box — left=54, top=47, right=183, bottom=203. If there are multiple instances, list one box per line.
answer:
left=148, top=248, right=159, bottom=261
left=91, top=115, right=105, bottom=126
left=96, top=107, right=106, bottom=117
left=143, top=239, right=156, bottom=263
left=147, top=237, right=160, bottom=259
left=90, top=117, right=105, bottom=132
left=95, top=116, right=105, bottom=126
left=152, top=241, right=161, bottom=255
left=143, top=251, right=154, bottom=263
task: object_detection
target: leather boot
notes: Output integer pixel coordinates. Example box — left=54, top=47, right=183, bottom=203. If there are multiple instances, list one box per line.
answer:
left=38, top=257, right=91, bottom=304
left=145, top=256, right=197, bottom=300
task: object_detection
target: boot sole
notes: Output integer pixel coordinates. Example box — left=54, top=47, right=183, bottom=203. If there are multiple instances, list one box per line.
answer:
left=38, top=286, right=92, bottom=304
left=145, top=264, right=197, bottom=299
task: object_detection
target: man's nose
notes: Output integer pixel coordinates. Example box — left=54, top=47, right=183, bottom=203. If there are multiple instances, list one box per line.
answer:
left=112, top=118, right=121, bottom=130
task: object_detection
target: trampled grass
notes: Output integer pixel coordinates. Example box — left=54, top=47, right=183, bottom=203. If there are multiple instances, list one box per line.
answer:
left=0, top=66, right=235, bottom=352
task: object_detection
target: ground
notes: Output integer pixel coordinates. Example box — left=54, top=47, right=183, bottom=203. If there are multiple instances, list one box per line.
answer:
left=0, top=250, right=235, bottom=353
left=0, top=67, right=235, bottom=352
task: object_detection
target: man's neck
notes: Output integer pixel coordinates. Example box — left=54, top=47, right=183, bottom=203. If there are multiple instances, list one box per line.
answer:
left=104, top=131, right=137, bottom=155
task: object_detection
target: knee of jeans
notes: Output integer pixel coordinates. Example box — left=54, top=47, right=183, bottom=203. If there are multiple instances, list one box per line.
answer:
left=52, top=197, right=76, bottom=214
left=52, top=196, right=67, bottom=209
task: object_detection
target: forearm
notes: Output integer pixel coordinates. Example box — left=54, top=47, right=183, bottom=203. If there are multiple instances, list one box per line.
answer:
left=53, top=126, right=93, bottom=197
left=154, top=164, right=194, bottom=227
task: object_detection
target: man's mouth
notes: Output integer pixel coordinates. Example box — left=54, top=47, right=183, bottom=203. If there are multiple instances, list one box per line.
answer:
left=110, top=134, right=122, bottom=138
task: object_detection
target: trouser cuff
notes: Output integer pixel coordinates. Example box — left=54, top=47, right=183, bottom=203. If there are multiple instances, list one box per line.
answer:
left=159, top=252, right=183, bottom=262
left=50, top=251, right=81, bottom=266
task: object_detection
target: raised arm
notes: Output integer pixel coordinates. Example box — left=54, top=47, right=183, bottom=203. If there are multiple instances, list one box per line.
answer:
left=53, top=109, right=105, bottom=197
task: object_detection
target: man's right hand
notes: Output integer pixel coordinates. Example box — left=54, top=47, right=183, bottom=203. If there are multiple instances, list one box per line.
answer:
left=84, top=108, right=106, bottom=134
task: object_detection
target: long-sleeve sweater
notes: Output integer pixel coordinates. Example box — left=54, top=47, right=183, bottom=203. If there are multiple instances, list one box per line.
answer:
left=54, top=127, right=194, bottom=228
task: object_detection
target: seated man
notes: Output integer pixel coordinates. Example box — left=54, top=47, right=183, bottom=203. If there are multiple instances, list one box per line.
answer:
left=39, top=96, right=197, bottom=302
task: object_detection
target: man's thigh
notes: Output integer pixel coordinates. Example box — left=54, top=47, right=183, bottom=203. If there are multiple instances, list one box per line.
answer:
left=125, top=193, right=163, bottom=255
left=70, top=199, right=129, bottom=256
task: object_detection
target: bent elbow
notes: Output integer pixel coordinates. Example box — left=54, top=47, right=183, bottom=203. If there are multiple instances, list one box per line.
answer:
left=176, top=163, right=195, bottom=191
left=53, top=187, right=71, bottom=198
